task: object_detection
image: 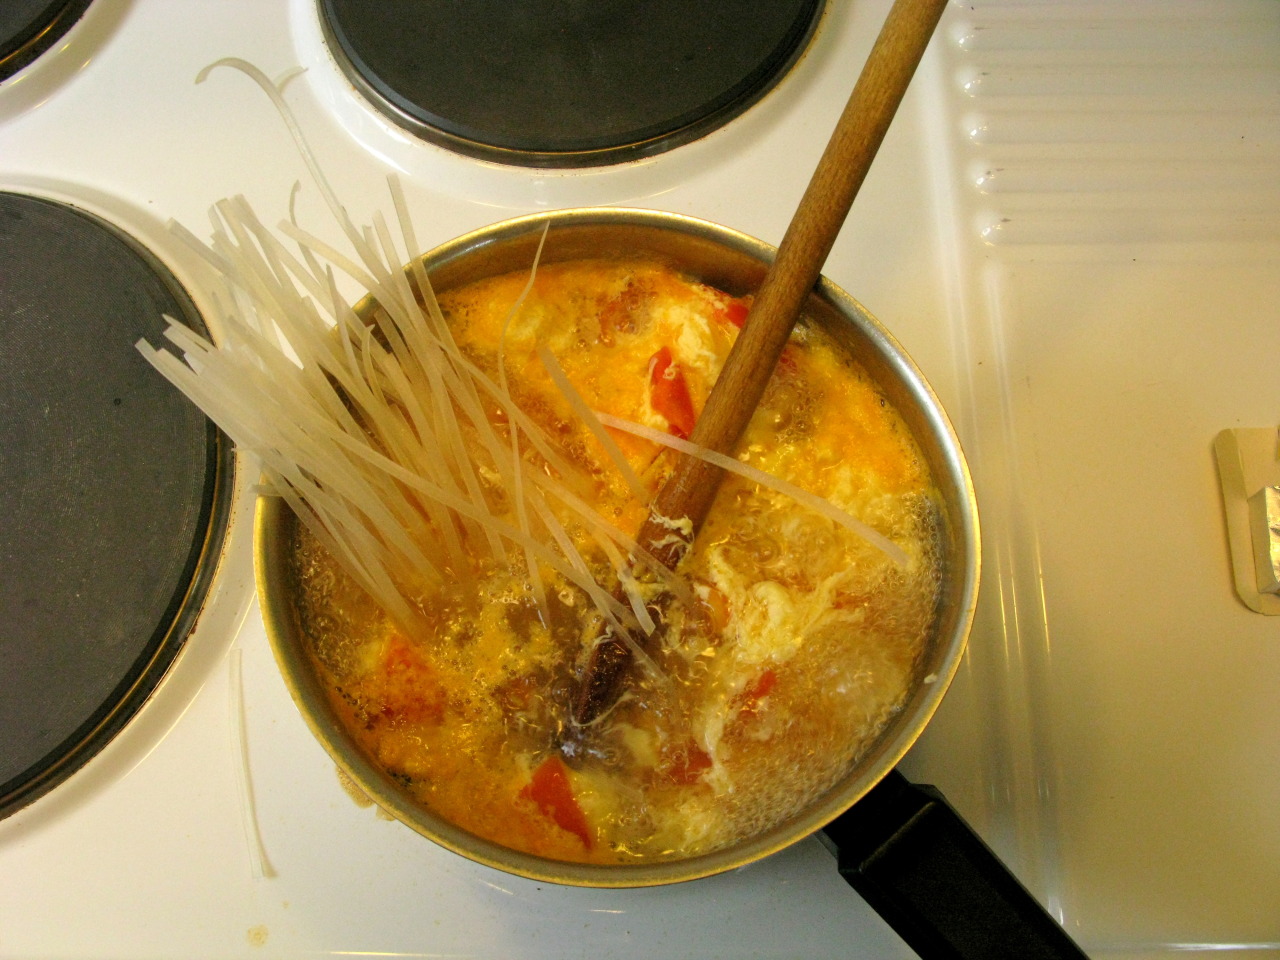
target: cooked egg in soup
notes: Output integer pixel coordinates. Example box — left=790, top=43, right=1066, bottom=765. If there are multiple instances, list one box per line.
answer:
left=288, top=258, right=943, bottom=863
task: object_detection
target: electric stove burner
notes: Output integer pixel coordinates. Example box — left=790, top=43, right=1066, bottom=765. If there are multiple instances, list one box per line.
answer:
left=0, top=193, right=233, bottom=818
left=319, top=0, right=824, bottom=168
left=0, top=0, right=94, bottom=82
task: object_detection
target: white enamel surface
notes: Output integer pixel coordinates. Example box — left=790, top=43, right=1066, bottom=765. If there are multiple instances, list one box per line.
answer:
left=1, top=0, right=1277, bottom=956
left=898, top=1, right=1280, bottom=955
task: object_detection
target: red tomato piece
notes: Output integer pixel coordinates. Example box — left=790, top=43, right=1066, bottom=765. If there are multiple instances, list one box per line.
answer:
left=744, top=668, right=778, bottom=703
left=648, top=346, right=697, bottom=439
left=736, top=668, right=778, bottom=721
left=520, top=756, right=592, bottom=849
left=374, top=636, right=446, bottom=726
left=711, top=298, right=799, bottom=376
left=665, top=741, right=714, bottom=785
left=719, top=298, right=750, bottom=329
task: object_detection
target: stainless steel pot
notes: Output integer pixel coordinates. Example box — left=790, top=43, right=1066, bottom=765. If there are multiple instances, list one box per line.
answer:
left=256, top=205, right=976, bottom=879
left=255, top=209, right=1082, bottom=956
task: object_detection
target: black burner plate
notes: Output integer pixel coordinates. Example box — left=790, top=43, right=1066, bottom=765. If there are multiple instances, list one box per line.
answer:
left=0, top=0, right=94, bottom=82
left=0, top=193, right=233, bottom=817
left=320, top=0, right=824, bottom=167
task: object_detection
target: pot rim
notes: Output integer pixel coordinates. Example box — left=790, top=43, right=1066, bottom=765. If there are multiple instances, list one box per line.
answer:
left=255, top=206, right=980, bottom=888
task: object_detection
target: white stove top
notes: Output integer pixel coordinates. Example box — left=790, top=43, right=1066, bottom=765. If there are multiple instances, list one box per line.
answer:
left=2, top=1, right=1277, bottom=957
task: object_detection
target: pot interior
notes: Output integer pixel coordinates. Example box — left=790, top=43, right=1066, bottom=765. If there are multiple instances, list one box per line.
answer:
left=255, top=208, right=979, bottom=887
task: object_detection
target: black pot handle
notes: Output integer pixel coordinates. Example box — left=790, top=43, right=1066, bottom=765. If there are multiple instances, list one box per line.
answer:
left=820, top=770, right=1090, bottom=960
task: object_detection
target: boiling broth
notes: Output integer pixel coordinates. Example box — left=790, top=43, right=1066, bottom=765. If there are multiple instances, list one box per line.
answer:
left=289, top=259, right=942, bottom=863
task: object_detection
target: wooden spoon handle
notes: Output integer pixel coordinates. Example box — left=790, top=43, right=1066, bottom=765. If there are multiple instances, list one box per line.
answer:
left=573, top=0, right=949, bottom=725
left=647, top=0, right=949, bottom=543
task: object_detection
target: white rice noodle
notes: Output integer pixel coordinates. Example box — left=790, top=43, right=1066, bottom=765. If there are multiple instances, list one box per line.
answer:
left=520, top=483, right=660, bottom=661
left=497, top=223, right=551, bottom=625
left=196, top=59, right=367, bottom=274
left=536, top=344, right=648, bottom=502
left=146, top=298, right=643, bottom=635
left=591, top=412, right=911, bottom=568
left=138, top=166, right=669, bottom=638
left=590, top=532, right=657, bottom=637
left=131, top=59, right=617, bottom=638
left=523, top=469, right=694, bottom=609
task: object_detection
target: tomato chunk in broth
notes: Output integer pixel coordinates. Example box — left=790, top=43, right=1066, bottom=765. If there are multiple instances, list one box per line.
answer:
left=289, top=259, right=943, bottom=864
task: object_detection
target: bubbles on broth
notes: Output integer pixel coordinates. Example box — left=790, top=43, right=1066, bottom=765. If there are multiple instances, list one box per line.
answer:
left=288, top=259, right=944, bottom=864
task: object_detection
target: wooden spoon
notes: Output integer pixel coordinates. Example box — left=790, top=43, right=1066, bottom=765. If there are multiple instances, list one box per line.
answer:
left=572, top=0, right=949, bottom=725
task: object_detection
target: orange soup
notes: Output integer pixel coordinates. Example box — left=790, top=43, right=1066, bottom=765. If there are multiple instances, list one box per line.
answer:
left=288, top=259, right=942, bottom=863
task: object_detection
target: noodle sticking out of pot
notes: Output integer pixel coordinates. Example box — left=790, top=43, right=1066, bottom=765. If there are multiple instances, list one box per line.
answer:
left=136, top=59, right=944, bottom=863
left=143, top=196, right=692, bottom=661
left=138, top=60, right=669, bottom=653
